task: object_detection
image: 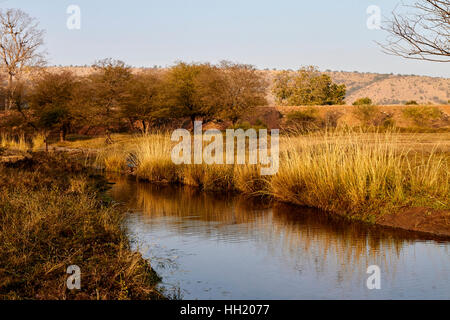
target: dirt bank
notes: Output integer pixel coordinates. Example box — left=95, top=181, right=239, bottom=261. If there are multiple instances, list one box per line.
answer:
left=377, top=207, right=450, bottom=238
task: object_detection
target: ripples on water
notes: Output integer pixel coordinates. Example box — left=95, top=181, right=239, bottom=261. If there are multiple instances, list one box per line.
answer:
left=108, top=175, right=450, bottom=300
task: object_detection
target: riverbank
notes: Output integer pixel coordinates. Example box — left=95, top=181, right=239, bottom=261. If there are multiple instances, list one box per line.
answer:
left=0, top=152, right=163, bottom=299
left=2, top=129, right=448, bottom=238
left=88, top=130, right=449, bottom=237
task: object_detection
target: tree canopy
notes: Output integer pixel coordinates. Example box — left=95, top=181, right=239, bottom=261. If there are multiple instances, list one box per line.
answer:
left=273, top=66, right=346, bottom=106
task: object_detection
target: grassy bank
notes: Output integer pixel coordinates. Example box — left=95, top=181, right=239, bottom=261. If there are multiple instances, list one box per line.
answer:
left=0, top=153, right=163, bottom=300
left=91, top=130, right=449, bottom=224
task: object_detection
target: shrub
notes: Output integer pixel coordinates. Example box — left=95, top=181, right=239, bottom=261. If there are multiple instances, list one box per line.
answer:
left=353, top=97, right=373, bottom=106
left=286, top=107, right=322, bottom=132
left=231, top=119, right=267, bottom=131
left=381, top=113, right=395, bottom=128
left=402, top=106, right=443, bottom=127
left=352, top=104, right=380, bottom=126
left=324, top=110, right=343, bottom=128
left=405, top=100, right=418, bottom=105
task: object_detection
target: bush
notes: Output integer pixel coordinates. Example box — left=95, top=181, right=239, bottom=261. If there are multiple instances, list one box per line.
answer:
left=286, top=107, right=322, bottom=132
left=402, top=106, right=443, bottom=127
left=352, top=105, right=380, bottom=126
left=324, top=110, right=343, bottom=128
left=231, top=119, right=267, bottom=131
left=380, top=112, right=395, bottom=128
left=353, top=97, right=373, bottom=106
left=405, top=100, right=418, bottom=105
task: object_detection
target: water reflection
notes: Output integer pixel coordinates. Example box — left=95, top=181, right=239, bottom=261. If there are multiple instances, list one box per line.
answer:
left=108, top=175, right=450, bottom=299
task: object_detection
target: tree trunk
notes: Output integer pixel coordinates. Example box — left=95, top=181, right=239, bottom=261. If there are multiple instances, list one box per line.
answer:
left=128, top=118, right=135, bottom=132
left=105, top=129, right=113, bottom=144
left=6, top=74, right=13, bottom=111
left=141, top=120, right=147, bottom=134
left=59, top=125, right=68, bottom=142
left=191, top=116, right=196, bottom=132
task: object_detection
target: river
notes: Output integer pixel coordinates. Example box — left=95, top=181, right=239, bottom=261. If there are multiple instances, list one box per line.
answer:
left=108, top=175, right=450, bottom=300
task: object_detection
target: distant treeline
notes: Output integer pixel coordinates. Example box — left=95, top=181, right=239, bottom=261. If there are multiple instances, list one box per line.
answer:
left=0, top=59, right=347, bottom=141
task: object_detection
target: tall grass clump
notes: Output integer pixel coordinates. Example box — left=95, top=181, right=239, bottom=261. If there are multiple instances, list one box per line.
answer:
left=407, top=150, right=449, bottom=207
left=32, top=133, right=46, bottom=151
left=234, top=164, right=269, bottom=195
left=269, top=130, right=449, bottom=220
left=96, top=146, right=128, bottom=172
left=90, top=129, right=448, bottom=219
left=0, top=132, right=28, bottom=151
left=185, top=164, right=235, bottom=191
left=132, top=134, right=180, bottom=183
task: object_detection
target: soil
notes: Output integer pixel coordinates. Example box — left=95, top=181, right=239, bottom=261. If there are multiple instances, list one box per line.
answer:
left=377, top=207, right=450, bottom=238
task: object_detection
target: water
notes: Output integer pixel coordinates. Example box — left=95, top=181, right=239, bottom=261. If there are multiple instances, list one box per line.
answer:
left=108, top=176, right=450, bottom=300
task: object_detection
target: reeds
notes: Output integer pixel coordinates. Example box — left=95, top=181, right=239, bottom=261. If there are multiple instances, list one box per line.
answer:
left=0, top=132, right=28, bottom=151
left=132, top=134, right=179, bottom=183
left=31, top=133, right=46, bottom=151
left=95, top=130, right=449, bottom=218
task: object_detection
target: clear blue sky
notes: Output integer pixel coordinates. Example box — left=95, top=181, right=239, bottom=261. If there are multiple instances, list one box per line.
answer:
left=4, top=0, right=449, bottom=77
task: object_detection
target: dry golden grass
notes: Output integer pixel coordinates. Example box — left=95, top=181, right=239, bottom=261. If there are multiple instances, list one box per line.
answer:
left=0, top=133, right=28, bottom=151
left=31, top=133, right=46, bottom=152
left=56, top=134, right=135, bottom=150
left=72, top=130, right=449, bottom=219
left=273, top=131, right=448, bottom=219
left=0, top=153, right=163, bottom=300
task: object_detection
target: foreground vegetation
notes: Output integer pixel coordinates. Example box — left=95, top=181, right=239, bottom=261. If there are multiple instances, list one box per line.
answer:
left=0, top=153, right=163, bottom=299
left=90, top=130, right=449, bottom=223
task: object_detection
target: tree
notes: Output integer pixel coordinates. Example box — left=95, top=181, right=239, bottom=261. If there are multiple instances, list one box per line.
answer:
left=273, top=66, right=346, bottom=106
left=164, top=62, right=224, bottom=129
left=28, top=71, right=79, bottom=143
left=0, top=8, right=46, bottom=110
left=122, top=70, right=166, bottom=133
left=88, top=58, right=133, bottom=141
left=380, top=0, right=449, bottom=62
left=217, top=61, right=268, bottom=125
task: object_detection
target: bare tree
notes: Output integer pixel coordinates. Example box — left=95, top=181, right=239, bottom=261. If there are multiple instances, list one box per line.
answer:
left=380, top=0, right=449, bottom=62
left=0, top=8, right=46, bottom=110
left=218, top=61, right=268, bottom=125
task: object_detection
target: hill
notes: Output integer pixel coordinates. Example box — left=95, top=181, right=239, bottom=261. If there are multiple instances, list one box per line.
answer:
left=262, top=70, right=449, bottom=105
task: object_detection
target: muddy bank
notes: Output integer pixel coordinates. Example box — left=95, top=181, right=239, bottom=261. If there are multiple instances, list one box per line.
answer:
left=377, top=207, right=450, bottom=238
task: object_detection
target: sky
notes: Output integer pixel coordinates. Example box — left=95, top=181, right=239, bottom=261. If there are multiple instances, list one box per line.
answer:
left=3, top=0, right=449, bottom=77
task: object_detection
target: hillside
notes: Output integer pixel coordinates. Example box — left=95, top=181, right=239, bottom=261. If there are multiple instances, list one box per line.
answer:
left=325, top=71, right=449, bottom=105
left=263, top=70, right=449, bottom=105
